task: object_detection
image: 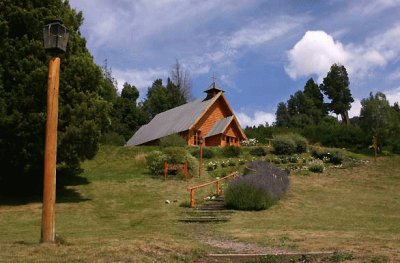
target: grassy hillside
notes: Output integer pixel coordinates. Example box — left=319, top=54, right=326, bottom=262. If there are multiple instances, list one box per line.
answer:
left=0, top=145, right=399, bottom=262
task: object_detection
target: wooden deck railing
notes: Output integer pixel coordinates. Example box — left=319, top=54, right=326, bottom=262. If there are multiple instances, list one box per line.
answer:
left=187, top=171, right=239, bottom=208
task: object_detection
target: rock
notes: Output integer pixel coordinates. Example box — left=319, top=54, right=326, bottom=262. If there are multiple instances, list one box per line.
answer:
left=165, top=200, right=170, bottom=204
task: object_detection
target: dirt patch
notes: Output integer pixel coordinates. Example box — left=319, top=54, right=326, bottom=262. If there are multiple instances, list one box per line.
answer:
left=198, top=233, right=290, bottom=254
left=200, top=238, right=288, bottom=254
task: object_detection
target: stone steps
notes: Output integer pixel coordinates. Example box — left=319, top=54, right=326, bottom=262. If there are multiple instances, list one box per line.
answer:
left=180, top=198, right=233, bottom=223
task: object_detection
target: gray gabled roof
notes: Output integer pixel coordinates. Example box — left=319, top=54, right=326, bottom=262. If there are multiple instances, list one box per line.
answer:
left=206, top=116, right=233, bottom=137
left=126, top=97, right=217, bottom=146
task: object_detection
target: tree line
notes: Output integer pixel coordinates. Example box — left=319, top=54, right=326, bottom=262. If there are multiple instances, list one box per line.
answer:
left=0, top=1, right=190, bottom=194
left=247, top=64, right=400, bottom=154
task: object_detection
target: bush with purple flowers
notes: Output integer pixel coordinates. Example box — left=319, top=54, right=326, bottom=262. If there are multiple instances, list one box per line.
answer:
left=225, top=161, right=290, bottom=211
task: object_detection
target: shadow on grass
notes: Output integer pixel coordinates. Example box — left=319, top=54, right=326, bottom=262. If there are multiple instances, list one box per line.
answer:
left=0, top=168, right=91, bottom=206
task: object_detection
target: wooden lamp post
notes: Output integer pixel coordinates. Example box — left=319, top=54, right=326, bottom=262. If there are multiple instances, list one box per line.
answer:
left=199, top=136, right=203, bottom=177
left=41, top=19, right=69, bottom=243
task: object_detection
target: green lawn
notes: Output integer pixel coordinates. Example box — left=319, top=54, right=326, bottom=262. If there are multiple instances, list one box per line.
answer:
left=0, top=145, right=399, bottom=262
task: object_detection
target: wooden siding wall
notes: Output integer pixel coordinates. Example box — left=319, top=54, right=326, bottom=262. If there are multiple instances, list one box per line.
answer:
left=205, top=135, right=221, bottom=146
left=225, top=125, right=236, bottom=137
left=227, top=124, right=244, bottom=140
left=185, top=96, right=245, bottom=147
left=194, top=97, right=231, bottom=138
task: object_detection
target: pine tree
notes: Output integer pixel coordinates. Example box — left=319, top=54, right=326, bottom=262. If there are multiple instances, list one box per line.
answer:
left=320, top=64, right=354, bottom=124
left=0, top=0, right=116, bottom=193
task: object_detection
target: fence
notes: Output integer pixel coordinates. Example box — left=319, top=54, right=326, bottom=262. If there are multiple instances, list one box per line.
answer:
left=187, top=171, right=239, bottom=208
left=164, top=161, right=188, bottom=181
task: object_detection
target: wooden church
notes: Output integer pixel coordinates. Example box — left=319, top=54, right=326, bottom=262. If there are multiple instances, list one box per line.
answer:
left=126, top=82, right=247, bottom=147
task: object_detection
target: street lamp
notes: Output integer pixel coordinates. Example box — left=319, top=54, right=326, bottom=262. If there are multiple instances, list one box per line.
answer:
left=41, top=19, right=69, bottom=243
left=43, top=19, right=69, bottom=53
left=199, top=137, right=203, bottom=177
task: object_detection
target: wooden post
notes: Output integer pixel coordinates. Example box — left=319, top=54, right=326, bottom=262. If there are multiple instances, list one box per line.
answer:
left=190, top=189, right=195, bottom=208
left=41, top=56, right=60, bottom=243
left=164, top=161, right=168, bottom=181
left=216, top=180, right=221, bottom=196
left=199, top=139, right=203, bottom=177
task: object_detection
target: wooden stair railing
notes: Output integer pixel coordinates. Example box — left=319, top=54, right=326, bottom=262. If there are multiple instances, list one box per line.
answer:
left=187, top=171, right=239, bottom=208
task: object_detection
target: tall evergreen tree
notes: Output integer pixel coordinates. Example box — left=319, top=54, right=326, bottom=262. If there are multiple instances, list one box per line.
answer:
left=303, top=78, right=326, bottom=123
left=142, top=78, right=186, bottom=121
left=320, top=64, right=354, bottom=124
left=0, top=0, right=116, bottom=192
left=110, top=82, right=146, bottom=141
left=275, top=102, right=290, bottom=127
left=275, top=78, right=327, bottom=128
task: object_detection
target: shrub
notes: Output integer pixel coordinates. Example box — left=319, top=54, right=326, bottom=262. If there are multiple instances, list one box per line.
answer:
left=238, top=159, right=246, bottom=165
left=146, top=148, right=198, bottom=177
left=291, top=134, right=308, bottom=153
left=225, top=183, right=274, bottom=211
left=241, top=138, right=258, bottom=146
left=225, top=161, right=289, bottom=211
left=303, top=124, right=368, bottom=150
left=164, top=147, right=199, bottom=177
left=288, top=154, right=299, bottom=163
left=308, top=164, right=324, bottom=173
left=190, top=147, right=215, bottom=159
left=329, top=152, right=344, bottom=165
left=160, top=134, right=186, bottom=148
left=206, top=161, right=218, bottom=171
left=163, top=147, right=187, bottom=164
left=228, top=159, right=236, bottom=166
left=185, top=152, right=199, bottom=177
left=272, top=157, right=281, bottom=164
left=145, top=150, right=167, bottom=175
left=250, top=146, right=267, bottom=156
left=311, top=147, right=343, bottom=165
left=272, top=135, right=296, bottom=155
left=272, top=133, right=308, bottom=155
left=222, top=146, right=242, bottom=157
left=99, top=132, right=125, bottom=146
left=220, top=160, right=229, bottom=168
left=280, top=157, right=288, bottom=164
left=389, top=138, right=400, bottom=154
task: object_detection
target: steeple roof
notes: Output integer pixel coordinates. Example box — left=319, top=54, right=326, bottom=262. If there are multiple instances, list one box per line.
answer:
left=204, top=82, right=224, bottom=94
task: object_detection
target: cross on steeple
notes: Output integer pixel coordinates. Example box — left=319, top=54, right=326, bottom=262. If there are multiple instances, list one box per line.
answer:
left=203, top=73, right=224, bottom=101
left=211, top=72, right=217, bottom=83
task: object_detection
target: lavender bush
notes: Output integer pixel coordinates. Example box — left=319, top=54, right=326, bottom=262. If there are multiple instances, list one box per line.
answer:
left=225, top=161, right=290, bottom=211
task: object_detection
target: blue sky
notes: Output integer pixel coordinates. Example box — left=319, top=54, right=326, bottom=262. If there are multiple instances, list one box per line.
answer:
left=69, top=0, right=400, bottom=127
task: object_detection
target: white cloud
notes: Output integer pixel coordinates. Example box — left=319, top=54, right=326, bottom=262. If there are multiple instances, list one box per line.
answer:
left=227, top=16, right=304, bottom=49
left=285, top=31, right=350, bottom=80
left=71, top=0, right=253, bottom=50
left=236, top=111, right=276, bottom=128
left=285, top=24, right=400, bottom=82
left=113, top=67, right=168, bottom=92
left=350, top=0, right=400, bottom=16
left=71, top=0, right=307, bottom=91
left=348, top=99, right=362, bottom=118
left=184, top=15, right=307, bottom=87
left=384, top=87, right=400, bottom=105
